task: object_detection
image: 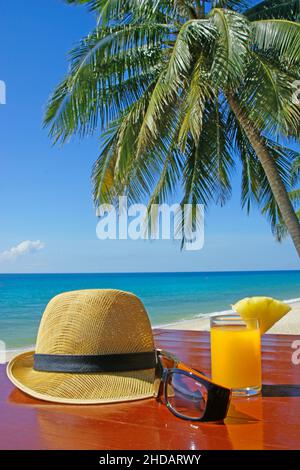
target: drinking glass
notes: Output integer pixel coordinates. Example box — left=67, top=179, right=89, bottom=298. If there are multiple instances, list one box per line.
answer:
left=210, top=314, right=262, bottom=397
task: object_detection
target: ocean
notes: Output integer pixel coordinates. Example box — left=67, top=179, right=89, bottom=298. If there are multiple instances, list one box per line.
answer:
left=0, top=271, right=299, bottom=348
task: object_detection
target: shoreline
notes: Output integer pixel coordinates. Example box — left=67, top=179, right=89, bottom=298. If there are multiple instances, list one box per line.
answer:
left=157, top=298, right=300, bottom=334
left=155, top=297, right=300, bottom=328
left=2, top=297, right=300, bottom=362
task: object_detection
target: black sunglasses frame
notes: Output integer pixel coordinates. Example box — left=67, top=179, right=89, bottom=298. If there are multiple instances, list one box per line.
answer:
left=155, top=350, right=231, bottom=422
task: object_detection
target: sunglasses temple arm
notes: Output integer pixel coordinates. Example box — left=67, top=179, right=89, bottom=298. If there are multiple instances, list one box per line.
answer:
left=153, top=352, right=165, bottom=398
left=177, top=361, right=219, bottom=385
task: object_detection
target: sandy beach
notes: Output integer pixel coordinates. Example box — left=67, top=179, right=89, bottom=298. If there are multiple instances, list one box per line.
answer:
left=160, top=299, right=300, bottom=335
left=3, top=299, right=300, bottom=363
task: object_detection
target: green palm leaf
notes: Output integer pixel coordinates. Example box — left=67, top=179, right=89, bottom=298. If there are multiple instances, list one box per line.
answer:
left=228, top=110, right=298, bottom=218
left=245, top=0, right=300, bottom=21
left=213, top=1, right=249, bottom=10
left=252, top=19, right=300, bottom=66
left=135, top=19, right=216, bottom=155
left=44, top=23, right=172, bottom=142
left=238, top=52, right=300, bottom=137
left=178, top=55, right=213, bottom=149
left=263, top=189, right=300, bottom=241
left=209, top=8, right=251, bottom=88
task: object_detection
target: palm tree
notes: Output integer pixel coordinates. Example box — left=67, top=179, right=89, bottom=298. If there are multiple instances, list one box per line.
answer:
left=45, top=1, right=300, bottom=254
left=266, top=189, right=300, bottom=241
left=263, top=156, right=300, bottom=241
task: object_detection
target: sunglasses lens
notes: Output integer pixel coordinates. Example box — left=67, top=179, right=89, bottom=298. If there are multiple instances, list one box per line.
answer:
left=166, top=371, right=208, bottom=419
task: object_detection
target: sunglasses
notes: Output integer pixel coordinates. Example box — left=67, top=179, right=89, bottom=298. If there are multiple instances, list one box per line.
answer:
left=154, top=349, right=231, bottom=422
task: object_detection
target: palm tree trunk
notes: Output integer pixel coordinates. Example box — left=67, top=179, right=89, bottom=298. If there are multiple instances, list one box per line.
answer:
left=227, top=94, right=300, bottom=257
left=195, top=0, right=205, bottom=19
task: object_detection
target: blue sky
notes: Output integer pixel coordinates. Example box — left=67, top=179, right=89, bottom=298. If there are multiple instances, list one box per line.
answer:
left=0, top=0, right=299, bottom=273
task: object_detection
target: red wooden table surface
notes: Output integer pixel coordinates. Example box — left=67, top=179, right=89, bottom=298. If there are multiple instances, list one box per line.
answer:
left=0, top=329, right=300, bottom=450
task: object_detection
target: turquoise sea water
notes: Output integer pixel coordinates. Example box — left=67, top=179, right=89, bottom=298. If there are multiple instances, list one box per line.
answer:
left=0, top=271, right=300, bottom=348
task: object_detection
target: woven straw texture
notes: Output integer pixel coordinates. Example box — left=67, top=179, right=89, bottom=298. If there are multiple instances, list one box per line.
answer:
left=7, top=289, right=156, bottom=404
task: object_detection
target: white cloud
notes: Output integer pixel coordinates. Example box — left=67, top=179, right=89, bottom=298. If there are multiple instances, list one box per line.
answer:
left=0, top=240, right=45, bottom=262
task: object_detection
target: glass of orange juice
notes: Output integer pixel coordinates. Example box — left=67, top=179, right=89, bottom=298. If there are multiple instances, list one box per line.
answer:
left=210, top=315, right=262, bottom=396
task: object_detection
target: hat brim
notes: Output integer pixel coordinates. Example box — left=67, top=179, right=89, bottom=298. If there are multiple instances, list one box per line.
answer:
left=7, top=351, right=155, bottom=404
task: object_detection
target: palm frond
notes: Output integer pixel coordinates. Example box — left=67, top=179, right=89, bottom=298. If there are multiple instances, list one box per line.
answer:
left=272, top=206, right=300, bottom=241
left=291, top=154, right=300, bottom=184
left=253, top=146, right=292, bottom=235
left=228, top=109, right=299, bottom=218
left=212, top=1, right=250, bottom=11
left=178, top=55, right=213, bottom=149
left=238, top=52, right=300, bottom=137
left=92, top=86, right=156, bottom=206
left=44, top=23, right=173, bottom=142
left=181, top=100, right=234, bottom=209
left=64, top=0, right=91, bottom=4
left=135, top=19, right=216, bottom=156
left=263, top=189, right=300, bottom=241
left=95, top=0, right=175, bottom=25
left=210, top=99, right=235, bottom=206
left=252, top=19, right=300, bottom=67
left=227, top=110, right=260, bottom=212
left=92, top=119, right=121, bottom=205
left=209, top=8, right=251, bottom=89
left=67, top=0, right=195, bottom=25
left=125, top=100, right=185, bottom=206
left=245, top=0, right=300, bottom=21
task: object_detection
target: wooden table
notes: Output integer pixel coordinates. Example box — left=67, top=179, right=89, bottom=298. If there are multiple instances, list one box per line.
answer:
left=0, top=329, right=300, bottom=450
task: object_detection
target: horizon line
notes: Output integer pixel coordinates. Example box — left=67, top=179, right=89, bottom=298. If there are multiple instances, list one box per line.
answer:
left=0, top=269, right=299, bottom=275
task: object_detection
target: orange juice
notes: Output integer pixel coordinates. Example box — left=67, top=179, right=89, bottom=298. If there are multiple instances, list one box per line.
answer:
left=210, top=316, right=262, bottom=396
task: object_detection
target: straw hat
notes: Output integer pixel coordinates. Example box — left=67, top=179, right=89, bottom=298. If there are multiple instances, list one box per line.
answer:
left=7, top=289, right=156, bottom=404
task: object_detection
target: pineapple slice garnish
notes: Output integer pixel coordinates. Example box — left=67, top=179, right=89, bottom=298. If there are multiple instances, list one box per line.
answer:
left=233, top=296, right=291, bottom=334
